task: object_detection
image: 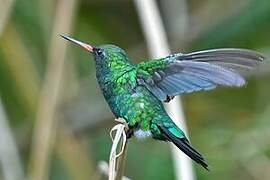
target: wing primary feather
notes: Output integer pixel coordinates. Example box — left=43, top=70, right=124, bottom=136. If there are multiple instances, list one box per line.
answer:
left=166, top=75, right=200, bottom=93
left=179, top=61, right=246, bottom=87
left=184, top=48, right=264, bottom=61
left=177, top=48, right=264, bottom=72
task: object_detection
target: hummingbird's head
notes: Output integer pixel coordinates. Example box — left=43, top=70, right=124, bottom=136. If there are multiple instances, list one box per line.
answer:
left=92, top=44, right=128, bottom=62
left=60, top=35, right=128, bottom=63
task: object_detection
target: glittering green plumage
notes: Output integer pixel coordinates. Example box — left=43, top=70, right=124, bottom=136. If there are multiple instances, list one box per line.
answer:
left=95, top=45, right=171, bottom=133
left=62, top=35, right=264, bottom=170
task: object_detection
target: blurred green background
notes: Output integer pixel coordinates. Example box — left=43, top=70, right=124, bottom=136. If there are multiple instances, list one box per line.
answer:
left=0, top=0, right=269, bottom=180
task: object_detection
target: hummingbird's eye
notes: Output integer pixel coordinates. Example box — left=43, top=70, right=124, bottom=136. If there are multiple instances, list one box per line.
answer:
left=96, top=48, right=103, bottom=56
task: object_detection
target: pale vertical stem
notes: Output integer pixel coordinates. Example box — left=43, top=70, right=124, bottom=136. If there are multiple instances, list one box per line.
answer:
left=160, top=0, right=189, bottom=42
left=37, top=0, right=55, bottom=30
left=0, top=98, right=25, bottom=180
left=27, top=0, right=78, bottom=179
left=134, top=0, right=196, bottom=180
left=0, top=0, right=14, bottom=35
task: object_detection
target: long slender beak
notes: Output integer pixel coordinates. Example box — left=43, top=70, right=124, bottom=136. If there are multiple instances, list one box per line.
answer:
left=60, top=35, right=93, bottom=52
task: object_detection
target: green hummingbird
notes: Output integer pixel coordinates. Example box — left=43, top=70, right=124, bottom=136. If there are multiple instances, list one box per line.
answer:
left=61, top=35, right=263, bottom=170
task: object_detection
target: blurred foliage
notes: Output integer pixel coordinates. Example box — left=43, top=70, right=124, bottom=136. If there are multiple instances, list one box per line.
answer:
left=0, top=0, right=269, bottom=180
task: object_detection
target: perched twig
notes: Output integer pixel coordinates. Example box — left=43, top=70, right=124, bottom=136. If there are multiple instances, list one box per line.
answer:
left=115, top=139, right=128, bottom=180
left=108, top=121, right=130, bottom=180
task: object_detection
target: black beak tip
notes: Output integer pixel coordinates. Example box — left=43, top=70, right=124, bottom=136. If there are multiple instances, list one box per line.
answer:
left=60, top=34, right=69, bottom=41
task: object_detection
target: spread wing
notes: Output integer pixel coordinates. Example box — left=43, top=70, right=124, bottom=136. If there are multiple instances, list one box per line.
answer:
left=135, top=48, right=264, bottom=102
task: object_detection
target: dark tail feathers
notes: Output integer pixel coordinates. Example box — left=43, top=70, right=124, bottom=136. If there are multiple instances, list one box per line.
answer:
left=159, top=125, right=209, bottom=171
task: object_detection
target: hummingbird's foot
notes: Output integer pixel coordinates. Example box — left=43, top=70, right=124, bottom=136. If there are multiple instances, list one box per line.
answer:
left=115, top=118, right=126, bottom=124
left=115, top=118, right=132, bottom=138
left=115, top=118, right=129, bottom=127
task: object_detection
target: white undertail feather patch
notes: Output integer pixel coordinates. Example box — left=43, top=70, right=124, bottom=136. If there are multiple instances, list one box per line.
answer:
left=134, top=129, right=152, bottom=139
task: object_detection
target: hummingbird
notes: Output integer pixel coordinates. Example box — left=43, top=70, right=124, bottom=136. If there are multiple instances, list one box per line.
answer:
left=61, top=35, right=263, bottom=170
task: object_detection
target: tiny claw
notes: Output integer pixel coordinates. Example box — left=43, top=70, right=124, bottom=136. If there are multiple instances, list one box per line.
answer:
left=115, top=118, right=126, bottom=124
